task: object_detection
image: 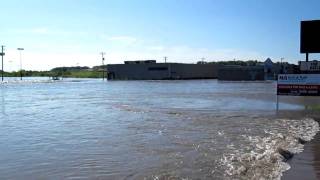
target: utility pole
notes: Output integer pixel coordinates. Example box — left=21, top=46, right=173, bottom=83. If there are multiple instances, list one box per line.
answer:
left=100, top=52, right=106, bottom=81
left=1, top=46, right=5, bottom=82
left=280, top=57, right=284, bottom=74
left=17, top=48, right=24, bottom=80
left=164, top=56, right=167, bottom=63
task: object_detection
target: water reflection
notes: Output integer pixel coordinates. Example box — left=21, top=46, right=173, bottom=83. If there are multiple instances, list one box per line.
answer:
left=1, top=86, right=7, bottom=117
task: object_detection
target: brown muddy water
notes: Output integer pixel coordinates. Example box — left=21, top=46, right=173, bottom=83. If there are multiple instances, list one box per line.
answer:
left=0, top=78, right=319, bottom=179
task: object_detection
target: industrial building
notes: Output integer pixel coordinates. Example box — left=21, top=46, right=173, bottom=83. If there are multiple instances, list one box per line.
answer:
left=299, top=60, right=320, bottom=73
left=218, top=65, right=265, bottom=81
left=106, top=58, right=301, bottom=81
left=106, top=60, right=219, bottom=80
left=217, top=58, right=299, bottom=81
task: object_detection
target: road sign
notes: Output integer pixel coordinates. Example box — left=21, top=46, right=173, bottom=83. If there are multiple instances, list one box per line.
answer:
left=277, top=74, right=320, bottom=96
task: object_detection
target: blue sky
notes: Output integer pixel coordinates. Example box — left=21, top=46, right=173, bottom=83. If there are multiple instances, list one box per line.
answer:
left=1, top=0, right=320, bottom=70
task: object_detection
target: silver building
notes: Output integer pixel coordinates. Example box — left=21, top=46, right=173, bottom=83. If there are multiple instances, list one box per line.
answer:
left=106, top=60, right=219, bottom=80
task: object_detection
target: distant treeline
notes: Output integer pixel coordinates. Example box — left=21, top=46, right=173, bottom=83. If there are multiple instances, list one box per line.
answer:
left=0, top=60, right=290, bottom=78
left=51, top=66, right=90, bottom=72
left=197, top=60, right=262, bottom=66
left=1, top=70, right=51, bottom=77
left=197, top=60, right=290, bottom=66
left=1, top=66, right=103, bottom=78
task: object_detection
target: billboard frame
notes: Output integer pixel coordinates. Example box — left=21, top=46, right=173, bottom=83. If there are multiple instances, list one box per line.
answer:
left=300, top=20, right=320, bottom=62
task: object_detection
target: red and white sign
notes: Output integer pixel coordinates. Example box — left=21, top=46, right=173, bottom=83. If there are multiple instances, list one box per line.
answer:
left=277, top=74, right=320, bottom=96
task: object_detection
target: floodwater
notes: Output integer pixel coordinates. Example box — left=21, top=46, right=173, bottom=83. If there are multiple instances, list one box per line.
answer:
left=0, top=78, right=319, bottom=179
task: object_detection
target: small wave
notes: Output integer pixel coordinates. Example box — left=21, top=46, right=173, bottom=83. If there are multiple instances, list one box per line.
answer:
left=113, top=104, right=150, bottom=114
left=0, top=79, right=55, bottom=84
left=220, top=118, right=319, bottom=180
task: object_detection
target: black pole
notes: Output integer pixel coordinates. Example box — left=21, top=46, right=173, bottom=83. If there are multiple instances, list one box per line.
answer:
left=100, top=52, right=105, bottom=81
left=306, top=53, right=309, bottom=62
left=17, top=48, right=24, bottom=81
left=20, top=50, right=22, bottom=81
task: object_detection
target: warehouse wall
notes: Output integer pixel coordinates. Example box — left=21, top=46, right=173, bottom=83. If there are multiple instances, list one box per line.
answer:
left=218, top=66, right=265, bottom=81
left=106, top=63, right=219, bottom=80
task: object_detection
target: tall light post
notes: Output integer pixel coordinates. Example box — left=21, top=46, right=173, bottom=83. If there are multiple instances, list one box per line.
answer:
left=1, top=45, right=5, bottom=82
left=100, top=52, right=105, bottom=81
left=280, top=57, right=284, bottom=74
left=17, top=48, right=24, bottom=80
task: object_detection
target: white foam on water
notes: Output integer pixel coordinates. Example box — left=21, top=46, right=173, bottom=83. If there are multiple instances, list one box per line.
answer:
left=0, top=79, right=55, bottom=84
left=220, top=118, right=319, bottom=180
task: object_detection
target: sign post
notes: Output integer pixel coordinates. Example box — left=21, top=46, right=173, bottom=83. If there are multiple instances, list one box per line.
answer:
left=276, top=92, right=279, bottom=111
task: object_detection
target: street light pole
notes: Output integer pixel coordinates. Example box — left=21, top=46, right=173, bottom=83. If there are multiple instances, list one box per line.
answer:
left=1, top=46, right=5, bottom=82
left=280, top=57, right=284, bottom=74
left=100, top=52, right=105, bottom=81
left=17, top=48, right=24, bottom=80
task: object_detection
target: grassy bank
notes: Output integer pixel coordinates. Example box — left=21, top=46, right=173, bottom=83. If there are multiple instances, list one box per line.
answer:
left=61, top=70, right=102, bottom=78
left=0, top=69, right=104, bottom=78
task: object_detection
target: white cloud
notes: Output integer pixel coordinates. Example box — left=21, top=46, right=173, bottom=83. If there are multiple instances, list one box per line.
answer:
left=14, top=27, right=88, bottom=36
left=0, top=41, right=267, bottom=71
left=131, top=45, right=266, bottom=62
left=108, top=36, right=137, bottom=42
left=30, top=27, right=49, bottom=34
left=147, top=46, right=165, bottom=51
left=103, top=35, right=139, bottom=46
left=2, top=48, right=102, bottom=71
left=14, top=27, right=51, bottom=35
left=102, top=45, right=267, bottom=65
left=22, top=52, right=101, bottom=70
